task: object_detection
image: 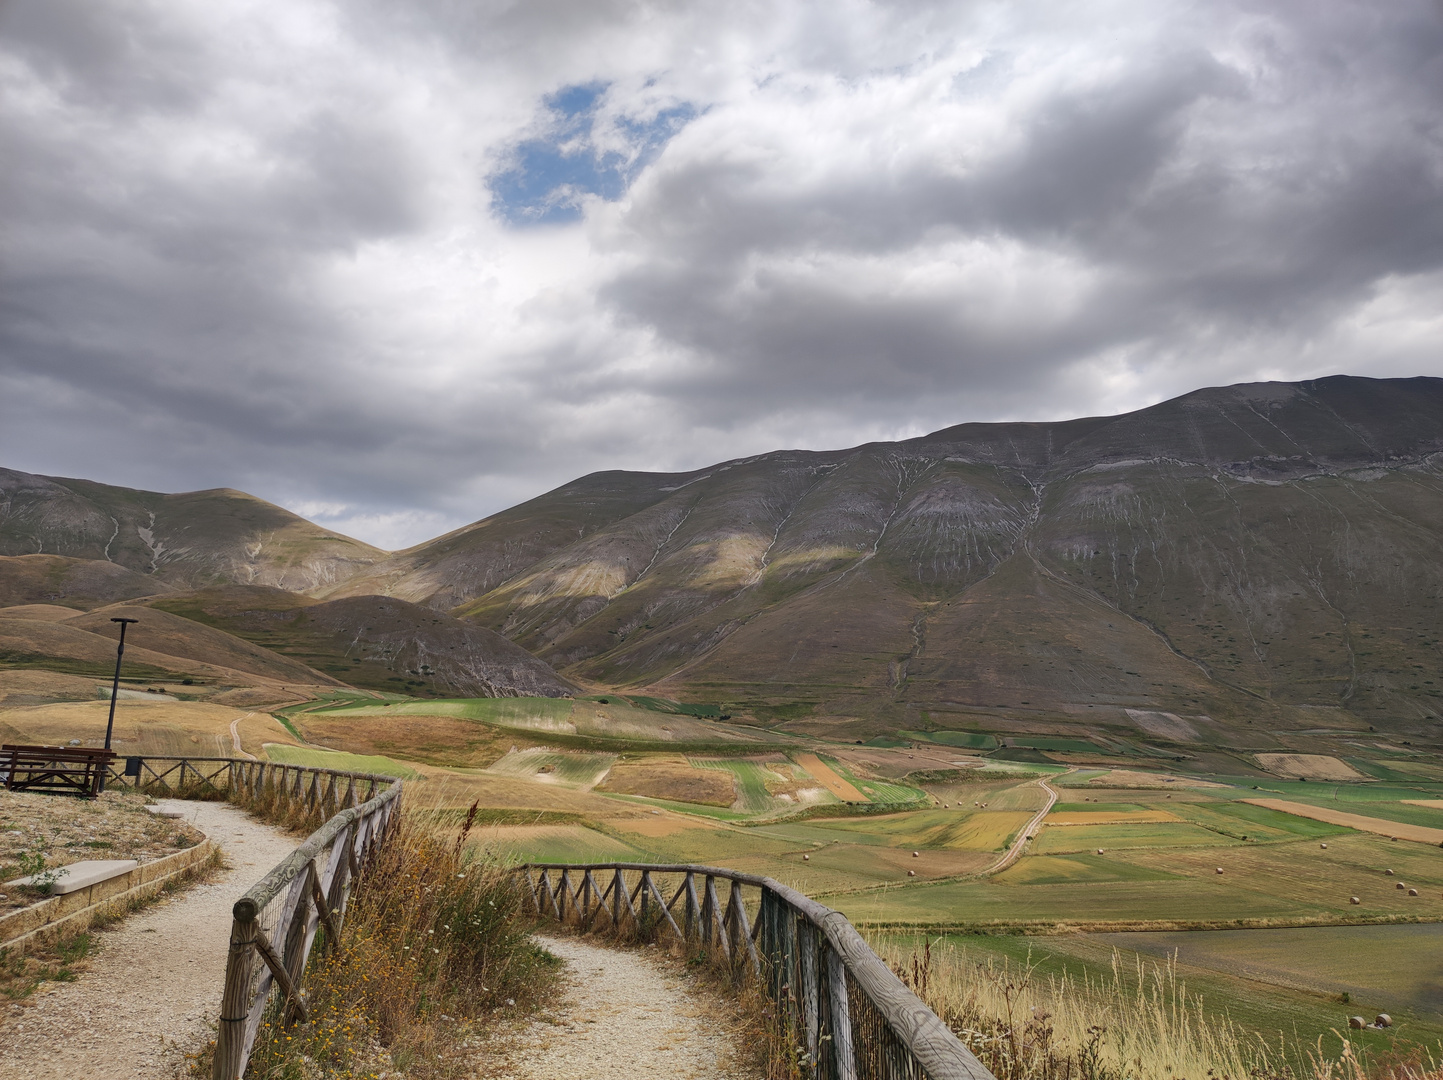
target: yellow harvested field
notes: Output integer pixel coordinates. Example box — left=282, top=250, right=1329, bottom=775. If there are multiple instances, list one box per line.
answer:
left=1046, top=809, right=1180, bottom=825
left=795, top=753, right=866, bottom=802
left=1253, top=753, right=1364, bottom=780
left=1243, top=798, right=1443, bottom=844
left=1403, top=800, right=1443, bottom=809
left=596, top=756, right=735, bottom=806
left=0, top=698, right=297, bottom=757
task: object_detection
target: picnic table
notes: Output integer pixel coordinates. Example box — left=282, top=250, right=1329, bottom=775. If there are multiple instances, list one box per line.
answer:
left=1, top=744, right=117, bottom=798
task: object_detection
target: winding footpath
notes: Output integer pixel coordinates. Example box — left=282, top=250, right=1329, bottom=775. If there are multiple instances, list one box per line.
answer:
left=493, top=935, right=759, bottom=1080
left=0, top=800, right=295, bottom=1080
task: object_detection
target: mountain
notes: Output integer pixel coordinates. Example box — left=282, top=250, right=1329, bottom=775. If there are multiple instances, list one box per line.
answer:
left=145, top=586, right=577, bottom=698
left=0, top=554, right=172, bottom=609
left=7, top=375, right=1443, bottom=740
left=0, top=469, right=384, bottom=592
left=400, top=375, right=1443, bottom=738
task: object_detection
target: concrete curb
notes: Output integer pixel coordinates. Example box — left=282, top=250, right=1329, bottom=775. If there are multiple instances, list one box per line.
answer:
left=0, top=838, right=217, bottom=956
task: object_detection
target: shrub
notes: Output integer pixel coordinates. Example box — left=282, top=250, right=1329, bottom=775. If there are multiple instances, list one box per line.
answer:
left=237, top=805, right=558, bottom=1080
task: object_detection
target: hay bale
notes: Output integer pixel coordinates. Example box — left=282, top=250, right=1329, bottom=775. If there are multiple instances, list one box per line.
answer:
left=907, top=870, right=916, bottom=877
left=1320, top=843, right=1328, bottom=849
left=1097, top=848, right=1105, bottom=855
left=1349, top=1016, right=1366, bottom=1030
left=1376, top=1013, right=1392, bottom=1028
left=1216, top=867, right=1224, bottom=874
left=912, top=851, right=919, bottom=858
left=802, top=854, right=810, bottom=861
left=1409, top=888, right=1419, bottom=896
left=1397, top=882, right=1406, bottom=890
left=1386, top=868, right=1395, bottom=875
left=1350, top=896, right=1361, bottom=905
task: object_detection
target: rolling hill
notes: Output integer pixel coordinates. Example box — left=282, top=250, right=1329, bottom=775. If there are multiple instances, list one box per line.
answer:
left=6, top=375, right=1443, bottom=741
left=0, top=469, right=384, bottom=592
left=144, top=586, right=577, bottom=698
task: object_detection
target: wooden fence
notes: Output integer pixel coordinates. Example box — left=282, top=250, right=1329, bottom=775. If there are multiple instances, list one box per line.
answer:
left=213, top=781, right=402, bottom=1079
left=95, top=753, right=404, bottom=1080
left=522, top=862, right=994, bottom=1080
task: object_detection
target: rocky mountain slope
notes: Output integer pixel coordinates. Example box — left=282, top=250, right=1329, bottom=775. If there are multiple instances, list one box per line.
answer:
left=0, top=470, right=384, bottom=592
left=145, top=586, right=577, bottom=699
left=6, top=376, right=1443, bottom=737
left=399, top=376, right=1443, bottom=737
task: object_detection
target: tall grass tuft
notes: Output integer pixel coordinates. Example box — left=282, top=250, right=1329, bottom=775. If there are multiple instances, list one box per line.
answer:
left=234, top=802, right=558, bottom=1080
left=874, top=937, right=1419, bottom=1080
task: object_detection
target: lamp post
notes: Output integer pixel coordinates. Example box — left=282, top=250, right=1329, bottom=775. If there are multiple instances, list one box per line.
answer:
left=103, top=617, right=139, bottom=756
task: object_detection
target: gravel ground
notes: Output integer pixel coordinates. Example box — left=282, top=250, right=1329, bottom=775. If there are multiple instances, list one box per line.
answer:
left=0, top=799, right=296, bottom=1080
left=1, top=789, right=205, bottom=913
left=489, top=935, right=759, bottom=1080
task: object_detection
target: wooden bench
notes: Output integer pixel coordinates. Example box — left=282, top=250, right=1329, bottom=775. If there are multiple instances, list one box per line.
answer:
left=1, top=745, right=117, bottom=798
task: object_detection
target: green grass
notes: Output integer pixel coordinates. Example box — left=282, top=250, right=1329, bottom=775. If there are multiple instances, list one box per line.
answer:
left=826, top=877, right=1326, bottom=927
left=899, top=729, right=998, bottom=749
left=1167, top=801, right=1352, bottom=841
left=1007, top=736, right=1106, bottom=753
left=879, top=931, right=1443, bottom=1069
left=484, top=749, right=615, bottom=788
left=992, top=853, right=1184, bottom=885
left=622, top=695, right=722, bottom=719
left=825, top=758, right=927, bottom=804
left=688, top=758, right=784, bottom=812
left=597, top=793, right=757, bottom=821
left=312, top=696, right=574, bottom=724
left=262, top=743, right=418, bottom=779
left=1033, top=821, right=1239, bottom=854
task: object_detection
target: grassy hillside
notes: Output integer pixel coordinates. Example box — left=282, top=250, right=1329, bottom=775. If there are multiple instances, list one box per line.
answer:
left=0, top=469, right=384, bottom=592
left=415, top=376, right=1443, bottom=745
left=145, top=586, right=576, bottom=698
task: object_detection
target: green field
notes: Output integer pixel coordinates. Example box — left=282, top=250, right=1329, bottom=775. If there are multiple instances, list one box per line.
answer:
left=1032, top=821, right=1238, bottom=853
left=684, top=757, right=783, bottom=812
left=262, top=743, right=418, bottom=779
left=484, top=748, right=615, bottom=788
left=899, top=729, right=998, bottom=749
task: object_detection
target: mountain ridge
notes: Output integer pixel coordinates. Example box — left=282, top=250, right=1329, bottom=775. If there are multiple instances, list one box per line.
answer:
left=7, top=374, right=1443, bottom=739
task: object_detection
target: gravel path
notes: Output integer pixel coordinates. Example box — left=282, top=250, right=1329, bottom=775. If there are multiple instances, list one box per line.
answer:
left=0, top=799, right=297, bottom=1080
left=490, top=935, right=758, bottom=1080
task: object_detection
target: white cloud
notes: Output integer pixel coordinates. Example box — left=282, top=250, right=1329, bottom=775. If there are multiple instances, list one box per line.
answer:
left=1, top=0, right=1441, bottom=548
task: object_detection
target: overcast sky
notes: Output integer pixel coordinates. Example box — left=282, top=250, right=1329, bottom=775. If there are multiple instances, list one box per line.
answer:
left=3, top=1, right=1442, bottom=549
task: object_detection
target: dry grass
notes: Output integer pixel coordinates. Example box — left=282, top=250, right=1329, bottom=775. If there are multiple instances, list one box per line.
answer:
left=0, top=788, right=205, bottom=911
left=193, top=805, right=559, bottom=1080
left=597, top=756, right=737, bottom=805
left=875, top=937, right=1443, bottom=1080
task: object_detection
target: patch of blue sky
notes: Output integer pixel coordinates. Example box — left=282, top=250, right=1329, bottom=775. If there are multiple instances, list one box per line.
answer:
left=490, top=81, right=696, bottom=226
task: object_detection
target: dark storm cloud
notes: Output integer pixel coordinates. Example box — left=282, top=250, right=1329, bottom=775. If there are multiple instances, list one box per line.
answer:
left=2, top=0, right=1442, bottom=547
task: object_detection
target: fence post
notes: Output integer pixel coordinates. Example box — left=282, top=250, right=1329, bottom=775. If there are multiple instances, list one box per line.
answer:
left=214, top=907, right=258, bottom=1080
left=825, top=946, right=856, bottom=1080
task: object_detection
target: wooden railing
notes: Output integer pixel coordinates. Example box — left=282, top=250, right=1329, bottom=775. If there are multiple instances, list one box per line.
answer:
left=105, top=756, right=394, bottom=820
left=94, top=753, right=404, bottom=1080
left=213, top=781, right=402, bottom=1080
left=522, top=862, right=994, bottom=1080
